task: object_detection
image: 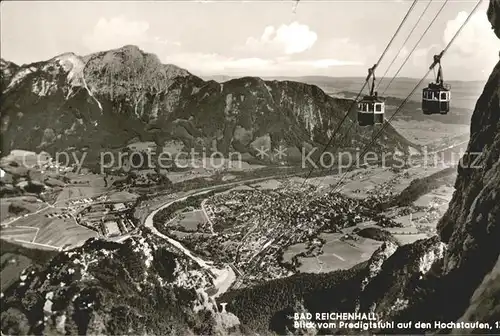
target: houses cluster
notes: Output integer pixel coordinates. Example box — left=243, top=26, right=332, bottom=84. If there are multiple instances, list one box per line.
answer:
left=68, top=198, right=93, bottom=206
left=45, top=212, right=72, bottom=219
left=194, top=182, right=399, bottom=287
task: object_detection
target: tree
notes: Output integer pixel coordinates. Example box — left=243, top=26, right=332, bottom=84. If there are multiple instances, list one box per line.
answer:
left=1, top=308, right=31, bottom=335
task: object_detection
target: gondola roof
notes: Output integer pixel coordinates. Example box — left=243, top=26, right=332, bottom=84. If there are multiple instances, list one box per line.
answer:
left=425, top=82, right=451, bottom=91
left=359, top=94, right=385, bottom=103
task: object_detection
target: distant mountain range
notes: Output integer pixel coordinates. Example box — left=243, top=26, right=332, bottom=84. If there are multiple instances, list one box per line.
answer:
left=0, top=45, right=415, bottom=165
left=203, top=74, right=486, bottom=125
left=203, top=74, right=486, bottom=107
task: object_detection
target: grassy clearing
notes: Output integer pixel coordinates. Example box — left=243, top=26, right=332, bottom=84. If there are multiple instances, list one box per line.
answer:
left=34, top=218, right=97, bottom=247
left=55, top=186, right=103, bottom=205
left=106, top=191, right=139, bottom=202
left=282, top=233, right=382, bottom=274
left=176, top=211, right=205, bottom=231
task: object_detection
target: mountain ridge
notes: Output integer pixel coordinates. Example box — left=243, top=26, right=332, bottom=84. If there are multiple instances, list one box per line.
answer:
left=0, top=46, right=415, bottom=166
left=202, top=74, right=487, bottom=84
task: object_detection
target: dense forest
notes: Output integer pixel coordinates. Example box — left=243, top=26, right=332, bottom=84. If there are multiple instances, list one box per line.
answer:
left=221, top=265, right=367, bottom=334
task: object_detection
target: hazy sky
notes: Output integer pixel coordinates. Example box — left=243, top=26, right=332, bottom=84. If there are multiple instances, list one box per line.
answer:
left=1, top=0, right=498, bottom=80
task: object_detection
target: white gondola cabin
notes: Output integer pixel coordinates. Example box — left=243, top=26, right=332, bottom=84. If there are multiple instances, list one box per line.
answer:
left=357, top=65, right=385, bottom=126
left=422, top=54, right=451, bottom=115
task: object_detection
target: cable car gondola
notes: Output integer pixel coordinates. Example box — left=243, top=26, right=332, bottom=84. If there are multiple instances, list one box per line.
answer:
left=357, top=65, right=385, bottom=126
left=422, top=54, right=451, bottom=115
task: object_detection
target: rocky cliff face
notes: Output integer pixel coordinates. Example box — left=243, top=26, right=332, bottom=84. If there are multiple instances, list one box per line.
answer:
left=0, top=45, right=413, bottom=163
left=433, top=31, right=500, bottom=334
left=0, top=59, right=19, bottom=92
left=488, top=0, right=500, bottom=39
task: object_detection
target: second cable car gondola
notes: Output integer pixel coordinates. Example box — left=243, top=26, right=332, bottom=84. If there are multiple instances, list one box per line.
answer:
left=358, top=65, right=385, bottom=126
left=422, top=54, right=451, bottom=115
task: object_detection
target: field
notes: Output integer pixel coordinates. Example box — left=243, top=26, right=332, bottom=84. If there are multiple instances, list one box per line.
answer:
left=33, top=218, right=97, bottom=247
left=64, top=172, right=106, bottom=186
left=52, top=172, right=107, bottom=204
left=300, top=164, right=451, bottom=201
left=0, top=196, right=46, bottom=222
left=248, top=179, right=283, bottom=190
left=106, top=191, right=139, bottom=202
left=0, top=165, right=109, bottom=254
left=171, top=210, right=206, bottom=232
left=1, top=207, right=97, bottom=250
left=283, top=232, right=383, bottom=273
left=390, top=120, right=470, bottom=145
left=0, top=171, right=114, bottom=251
left=166, top=170, right=215, bottom=184
left=0, top=227, right=38, bottom=242
left=55, top=186, right=103, bottom=205
left=413, top=185, right=455, bottom=207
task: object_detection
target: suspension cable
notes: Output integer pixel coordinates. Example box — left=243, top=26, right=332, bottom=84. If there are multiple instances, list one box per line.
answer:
left=374, top=0, right=419, bottom=68
left=330, top=0, right=483, bottom=194
left=381, top=0, right=449, bottom=97
left=297, top=0, right=418, bottom=190
left=376, top=0, right=434, bottom=91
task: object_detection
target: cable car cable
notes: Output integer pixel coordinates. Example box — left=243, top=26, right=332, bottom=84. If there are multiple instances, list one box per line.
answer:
left=330, top=0, right=482, bottom=194
left=374, top=0, right=419, bottom=70
left=376, top=0, right=434, bottom=92
left=381, top=0, right=449, bottom=97
left=297, top=0, right=418, bottom=190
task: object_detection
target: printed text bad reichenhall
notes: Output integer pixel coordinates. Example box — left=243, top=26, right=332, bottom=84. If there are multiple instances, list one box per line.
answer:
left=294, top=312, right=382, bottom=330
left=295, top=313, right=377, bottom=321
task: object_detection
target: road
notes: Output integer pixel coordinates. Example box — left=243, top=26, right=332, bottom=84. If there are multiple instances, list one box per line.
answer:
left=143, top=190, right=215, bottom=270
left=425, top=140, right=469, bottom=155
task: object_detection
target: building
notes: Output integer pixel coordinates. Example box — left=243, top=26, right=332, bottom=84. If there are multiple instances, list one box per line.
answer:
left=112, top=203, right=126, bottom=211
left=104, top=221, right=121, bottom=237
